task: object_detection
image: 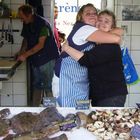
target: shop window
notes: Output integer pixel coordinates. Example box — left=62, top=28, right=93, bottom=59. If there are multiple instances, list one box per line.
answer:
left=55, top=0, right=102, bottom=37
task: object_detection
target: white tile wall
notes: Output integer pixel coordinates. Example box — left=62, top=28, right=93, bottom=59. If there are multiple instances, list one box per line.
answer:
left=124, top=95, right=129, bottom=107
left=117, top=21, right=132, bottom=35
left=117, top=0, right=133, bottom=5
left=0, top=82, right=13, bottom=95
left=13, top=83, right=27, bottom=95
left=132, top=23, right=140, bottom=35
left=43, top=5, right=51, bottom=19
left=131, top=51, right=140, bottom=64
left=11, top=44, right=21, bottom=56
left=0, top=0, right=52, bottom=106
left=17, top=62, right=26, bottom=70
left=133, top=0, right=140, bottom=5
left=115, top=0, right=140, bottom=107
left=13, top=32, right=23, bottom=44
left=4, top=0, right=25, bottom=4
left=136, top=65, right=140, bottom=74
left=13, top=94, right=27, bottom=106
left=1, top=94, right=13, bottom=106
left=11, top=20, right=23, bottom=45
left=116, top=5, right=123, bottom=20
left=0, top=0, right=27, bottom=106
left=12, top=70, right=27, bottom=83
left=130, top=81, right=140, bottom=94
left=122, top=36, right=131, bottom=50
left=10, top=4, right=23, bottom=12
left=131, top=36, right=140, bottom=50
left=43, top=0, right=53, bottom=25
left=0, top=44, right=12, bottom=56
left=12, top=19, right=23, bottom=30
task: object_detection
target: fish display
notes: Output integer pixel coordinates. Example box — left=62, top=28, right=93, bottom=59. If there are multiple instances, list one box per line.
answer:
left=0, top=107, right=139, bottom=140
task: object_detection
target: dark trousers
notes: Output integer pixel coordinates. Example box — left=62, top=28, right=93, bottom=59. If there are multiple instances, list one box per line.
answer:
left=91, top=95, right=127, bottom=107
left=31, top=60, right=55, bottom=106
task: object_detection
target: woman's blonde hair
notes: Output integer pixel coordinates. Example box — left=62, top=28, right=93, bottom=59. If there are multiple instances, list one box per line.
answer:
left=76, top=3, right=97, bottom=22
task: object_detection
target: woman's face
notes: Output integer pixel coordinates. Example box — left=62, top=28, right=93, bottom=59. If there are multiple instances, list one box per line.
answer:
left=96, top=14, right=113, bottom=32
left=82, top=6, right=98, bottom=26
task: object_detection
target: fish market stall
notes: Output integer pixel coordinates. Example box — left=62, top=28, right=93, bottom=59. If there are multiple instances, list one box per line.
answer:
left=0, top=107, right=140, bottom=140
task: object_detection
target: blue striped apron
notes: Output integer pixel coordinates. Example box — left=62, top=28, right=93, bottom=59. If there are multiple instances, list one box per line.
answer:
left=57, top=22, right=95, bottom=107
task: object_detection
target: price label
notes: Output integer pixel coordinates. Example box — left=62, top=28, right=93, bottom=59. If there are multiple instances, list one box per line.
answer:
left=43, top=97, right=56, bottom=107
left=76, top=100, right=90, bottom=110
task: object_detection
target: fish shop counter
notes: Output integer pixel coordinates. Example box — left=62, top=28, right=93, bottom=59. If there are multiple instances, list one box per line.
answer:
left=0, top=107, right=139, bottom=140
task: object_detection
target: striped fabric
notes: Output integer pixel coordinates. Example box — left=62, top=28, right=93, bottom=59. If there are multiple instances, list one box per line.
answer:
left=57, top=22, right=97, bottom=107
left=58, top=46, right=93, bottom=107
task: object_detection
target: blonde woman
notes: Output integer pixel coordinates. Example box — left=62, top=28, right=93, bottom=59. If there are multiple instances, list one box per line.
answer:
left=56, top=4, right=121, bottom=107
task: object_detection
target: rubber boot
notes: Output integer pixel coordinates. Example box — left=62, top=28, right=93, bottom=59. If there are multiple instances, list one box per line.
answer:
left=32, top=89, right=43, bottom=107
left=47, top=92, right=53, bottom=97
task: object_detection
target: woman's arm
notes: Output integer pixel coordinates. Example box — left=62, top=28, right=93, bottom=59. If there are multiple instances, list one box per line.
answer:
left=110, top=27, right=124, bottom=36
left=87, top=30, right=121, bottom=44
left=62, top=42, right=120, bottom=67
left=62, top=41, right=84, bottom=61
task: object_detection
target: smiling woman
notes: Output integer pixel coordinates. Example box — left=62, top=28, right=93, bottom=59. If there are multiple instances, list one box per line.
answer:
left=55, top=0, right=102, bottom=37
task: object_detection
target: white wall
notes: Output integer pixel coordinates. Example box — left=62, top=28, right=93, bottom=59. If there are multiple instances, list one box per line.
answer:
left=115, top=0, right=140, bottom=107
left=0, top=0, right=27, bottom=106
left=0, top=0, right=52, bottom=106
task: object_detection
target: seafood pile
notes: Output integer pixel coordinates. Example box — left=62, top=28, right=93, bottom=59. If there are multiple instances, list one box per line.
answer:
left=0, top=107, right=139, bottom=140
left=0, top=107, right=68, bottom=140
left=86, top=108, right=140, bottom=140
left=0, top=108, right=11, bottom=137
left=0, top=107, right=87, bottom=140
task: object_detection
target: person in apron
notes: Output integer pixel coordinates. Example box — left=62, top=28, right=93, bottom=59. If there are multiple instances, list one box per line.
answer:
left=60, top=9, right=128, bottom=107
left=56, top=4, right=121, bottom=107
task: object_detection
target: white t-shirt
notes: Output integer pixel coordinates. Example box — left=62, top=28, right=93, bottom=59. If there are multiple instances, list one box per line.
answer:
left=72, top=25, right=98, bottom=45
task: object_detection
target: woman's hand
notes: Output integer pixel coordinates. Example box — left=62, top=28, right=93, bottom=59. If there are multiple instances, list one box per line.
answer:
left=110, top=27, right=124, bottom=36
left=61, top=40, right=70, bottom=52
left=61, top=40, right=84, bottom=61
